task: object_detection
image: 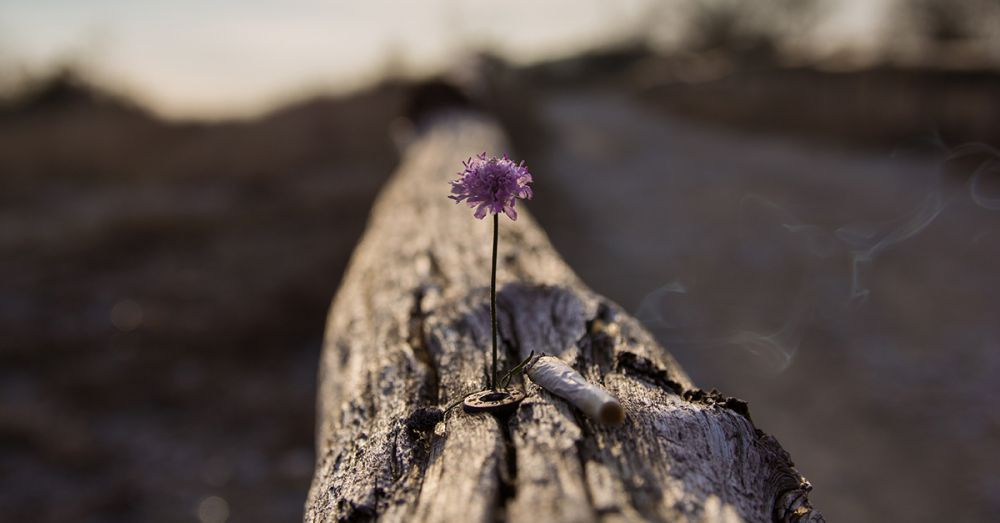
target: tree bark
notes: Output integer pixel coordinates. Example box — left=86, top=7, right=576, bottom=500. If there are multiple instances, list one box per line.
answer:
left=305, top=113, right=822, bottom=523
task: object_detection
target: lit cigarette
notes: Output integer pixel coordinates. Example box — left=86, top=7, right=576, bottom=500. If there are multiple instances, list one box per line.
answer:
left=525, top=355, right=625, bottom=425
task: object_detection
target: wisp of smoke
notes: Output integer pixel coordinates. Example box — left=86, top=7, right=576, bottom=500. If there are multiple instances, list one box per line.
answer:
left=970, top=159, right=1000, bottom=211
left=838, top=186, right=946, bottom=303
left=944, top=142, right=1000, bottom=210
left=637, top=142, right=999, bottom=377
left=739, top=193, right=839, bottom=259
left=635, top=280, right=694, bottom=332
left=636, top=282, right=810, bottom=376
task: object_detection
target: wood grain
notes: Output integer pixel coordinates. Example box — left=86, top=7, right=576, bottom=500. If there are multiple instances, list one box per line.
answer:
left=304, top=114, right=822, bottom=522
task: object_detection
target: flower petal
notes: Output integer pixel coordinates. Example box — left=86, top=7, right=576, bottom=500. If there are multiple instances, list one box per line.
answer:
left=448, top=153, right=533, bottom=220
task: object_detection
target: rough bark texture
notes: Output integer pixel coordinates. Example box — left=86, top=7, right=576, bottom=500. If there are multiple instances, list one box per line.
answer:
left=305, top=113, right=822, bottom=523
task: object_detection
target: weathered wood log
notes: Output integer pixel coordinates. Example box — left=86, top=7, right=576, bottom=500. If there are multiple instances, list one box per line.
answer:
left=305, top=111, right=822, bottom=522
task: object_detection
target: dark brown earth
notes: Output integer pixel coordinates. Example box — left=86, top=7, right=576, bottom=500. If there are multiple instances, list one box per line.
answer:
left=1, top=57, right=998, bottom=522
left=0, top=77, right=404, bottom=522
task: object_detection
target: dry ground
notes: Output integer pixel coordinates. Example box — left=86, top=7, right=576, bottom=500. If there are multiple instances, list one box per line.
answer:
left=1, top=60, right=998, bottom=521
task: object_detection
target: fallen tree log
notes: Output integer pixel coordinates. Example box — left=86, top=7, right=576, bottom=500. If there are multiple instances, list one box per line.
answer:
left=305, top=110, right=822, bottom=523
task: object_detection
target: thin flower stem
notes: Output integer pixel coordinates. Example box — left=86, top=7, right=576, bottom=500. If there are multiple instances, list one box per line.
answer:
left=491, top=213, right=499, bottom=391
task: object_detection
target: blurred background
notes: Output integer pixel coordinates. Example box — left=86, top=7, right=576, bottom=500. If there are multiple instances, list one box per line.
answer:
left=2, top=1, right=999, bottom=522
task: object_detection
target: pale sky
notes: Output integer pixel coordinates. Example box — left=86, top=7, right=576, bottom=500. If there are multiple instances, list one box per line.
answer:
left=0, top=0, right=889, bottom=119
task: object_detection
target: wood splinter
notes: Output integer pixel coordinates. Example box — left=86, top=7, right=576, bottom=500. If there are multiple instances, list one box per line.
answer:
left=525, top=354, right=626, bottom=425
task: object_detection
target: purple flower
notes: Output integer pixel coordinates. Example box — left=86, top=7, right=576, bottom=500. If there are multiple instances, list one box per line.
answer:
left=450, top=152, right=533, bottom=220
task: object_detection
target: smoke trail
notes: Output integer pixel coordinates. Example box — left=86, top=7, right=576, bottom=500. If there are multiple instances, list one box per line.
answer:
left=941, top=142, right=1000, bottom=210
left=636, top=287, right=811, bottom=376
left=739, top=193, right=839, bottom=259
left=718, top=300, right=809, bottom=375
left=634, top=195, right=825, bottom=376
left=970, top=158, right=1000, bottom=210
left=838, top=186, right=946, bottom=303
left=635, top=280, right=691, bottom=331
left=637, top=142, right=999, bottom=376
left=840, top=142, right=1000, bottom=303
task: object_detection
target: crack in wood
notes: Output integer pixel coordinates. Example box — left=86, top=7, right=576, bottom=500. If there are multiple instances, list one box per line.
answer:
left=408, top=285, right=440, bottom=404
left=306, top=114, right=823, bottom=523
left=495, top=412, right=519, bottom=523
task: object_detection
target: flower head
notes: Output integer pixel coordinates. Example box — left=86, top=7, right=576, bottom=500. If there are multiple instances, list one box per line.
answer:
left=450, top=152, right=533, bottom=220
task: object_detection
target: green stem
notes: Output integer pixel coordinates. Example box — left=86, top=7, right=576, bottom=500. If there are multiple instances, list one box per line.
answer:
left=491, top=213, right=499, bottom=391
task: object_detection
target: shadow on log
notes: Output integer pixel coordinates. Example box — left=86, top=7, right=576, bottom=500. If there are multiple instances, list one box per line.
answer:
left=305, top=104, right=822, bottom=522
